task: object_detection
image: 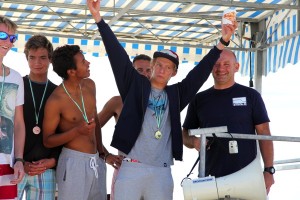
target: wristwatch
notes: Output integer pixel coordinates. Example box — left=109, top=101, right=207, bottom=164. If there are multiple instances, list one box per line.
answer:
left=264, top=166, right=275, bottom=174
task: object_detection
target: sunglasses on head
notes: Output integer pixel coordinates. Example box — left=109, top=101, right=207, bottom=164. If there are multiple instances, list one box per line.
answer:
left=0, top=31, right=17, bottom=43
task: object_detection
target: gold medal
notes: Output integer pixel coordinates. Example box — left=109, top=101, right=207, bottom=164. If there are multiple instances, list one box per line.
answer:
left=33, top=126, right=41, bottom=135
left=155, top=130, right=162, bottom=139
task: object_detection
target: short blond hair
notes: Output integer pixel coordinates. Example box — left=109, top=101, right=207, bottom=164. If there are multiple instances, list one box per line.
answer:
left=0, top=16, right=17, bottom=32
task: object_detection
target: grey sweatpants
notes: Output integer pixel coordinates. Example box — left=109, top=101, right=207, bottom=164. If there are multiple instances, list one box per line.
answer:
left=56, top=147, right=106, bottom=200
left=114, top=161, right=173, bottom=200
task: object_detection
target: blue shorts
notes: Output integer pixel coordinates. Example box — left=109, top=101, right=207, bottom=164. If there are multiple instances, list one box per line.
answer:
left=17, top=169, right=56, bottom=200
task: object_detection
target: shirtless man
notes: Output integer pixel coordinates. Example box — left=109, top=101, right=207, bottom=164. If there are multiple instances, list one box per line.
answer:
left=98, top=54, right=151, bottom=200
left=43, top=45, right=106, bottom=200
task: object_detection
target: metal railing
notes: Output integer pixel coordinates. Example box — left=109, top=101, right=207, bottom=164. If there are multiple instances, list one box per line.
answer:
left=189, top=126, right=300, bottom=178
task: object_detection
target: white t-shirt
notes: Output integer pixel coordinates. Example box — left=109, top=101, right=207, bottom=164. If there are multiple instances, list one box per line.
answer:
left=0, top=67, right=24, bottom=166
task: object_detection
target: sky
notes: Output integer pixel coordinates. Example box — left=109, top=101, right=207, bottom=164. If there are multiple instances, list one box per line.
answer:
left=5, top=50, right=300, bottom=200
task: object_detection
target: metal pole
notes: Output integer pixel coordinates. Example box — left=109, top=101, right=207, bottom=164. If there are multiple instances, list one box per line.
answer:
left=199, top=135, right=207, bottom=178
left=189, top=131, right=300, bottom=143
left=189, top=127, right=300, bottom=179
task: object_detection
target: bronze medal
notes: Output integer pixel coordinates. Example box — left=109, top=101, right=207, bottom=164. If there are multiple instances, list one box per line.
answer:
left=33, top=126, right=41, bottom=135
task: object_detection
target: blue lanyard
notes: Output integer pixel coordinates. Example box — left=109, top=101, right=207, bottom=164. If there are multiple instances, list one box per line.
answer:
left=28, top=77, right=48, bottom=125
left=153, top=91, right=166, bottom=130
left=62, top=82, right=89, bottom=123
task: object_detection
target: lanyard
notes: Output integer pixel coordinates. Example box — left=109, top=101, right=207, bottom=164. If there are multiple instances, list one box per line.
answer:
left=0, top=64, right=6, bottom=104
left=28, top=77, right=48, bottom=125
left=153, top=91, right=166, bottom=130
left=62, top=82, right=89, bottom=123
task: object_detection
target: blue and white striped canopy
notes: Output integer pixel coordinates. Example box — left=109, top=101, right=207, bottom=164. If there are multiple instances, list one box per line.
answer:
left=0, top=0, right=299, bottom=76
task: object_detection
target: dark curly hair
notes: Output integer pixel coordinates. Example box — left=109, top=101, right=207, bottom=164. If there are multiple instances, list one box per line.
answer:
left=52, top=45, right=82, bottom=80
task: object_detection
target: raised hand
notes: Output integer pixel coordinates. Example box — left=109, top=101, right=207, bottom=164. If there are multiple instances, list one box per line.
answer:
left=221, top=21, right=238, bottom=43
left=87, top=0, right=101, bottom=23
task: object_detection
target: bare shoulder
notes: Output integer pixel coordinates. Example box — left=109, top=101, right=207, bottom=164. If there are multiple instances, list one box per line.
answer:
left=104, top=96, right=122, bottom=109
left=82, top=78, right=95, bottom=88
left=47, top=85, right=64, bottom=103
left=44, top=85, right=66, bottom=111
left=110, top=96, right=122, bottom=104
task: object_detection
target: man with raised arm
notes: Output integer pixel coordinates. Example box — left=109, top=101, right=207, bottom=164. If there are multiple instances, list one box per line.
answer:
left=87, top=1, right=237, bottom=199
left=98, top=54, right=152, bottom=200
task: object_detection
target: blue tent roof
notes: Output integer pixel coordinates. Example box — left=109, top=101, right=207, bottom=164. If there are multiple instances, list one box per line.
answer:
left=0, top=0, right=299, bottom=77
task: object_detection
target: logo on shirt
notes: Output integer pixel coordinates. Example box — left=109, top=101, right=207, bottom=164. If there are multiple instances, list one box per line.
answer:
left=232, top=97, right=247, bottom=106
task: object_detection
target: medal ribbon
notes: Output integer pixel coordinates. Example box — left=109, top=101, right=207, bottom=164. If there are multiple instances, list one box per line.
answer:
left=0, top=64, right=6, bottom=104
left=62, top=82, right=89, bottom=123
left=153, top=92, right=166, bottom=131
left=28, top=77, right=49, bottom=125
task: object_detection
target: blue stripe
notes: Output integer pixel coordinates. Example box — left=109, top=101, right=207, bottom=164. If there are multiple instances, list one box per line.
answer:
left=248, top=11, right=263, bottom=18
left=159, top=2, right=174, bottom=11
left=143, top=1, right=157, bottom=10
left=93, top=52, right=99, bottom=57
left=75, top=23, right=84, bottom=29
left=269, top=26, right=273, bottom=44
left=20, top=13, right=28, bottom=18
left=237, top=11, right=247, bottom=17
left=196, top=48, right=202, bottom=55
left=294, top=36, right=300, bottom=64
left=267, top=47, right=271, bottom=73
left=116, top=0, right=127, bottom=7
left=288, top=37, right=295, bottom=63
left=281, top=21, right=285, bottom=36
left=271, top=0, right=281, bottom=4
left=183, top=47, right=189, bottom=54
left=189, top=4, right=204, bottom=12
left=145, top=44, right=151, bottom=50
left=251, top=52, right=255, bottom=76
left=158, top=45, right=164, bottom=51
left=57, top=22, right=69, bottom=29
left=273, top=45, right=277, bottom=72
left=44, top=21, right=53, bottom=27
left=245, top=51, right=249, bottom=76
left=71, top=10, right=81, bottom=15
left=274, top=23, right=278, bottom=42
left=5, top=11, right=14, bottom=17
left=170, top=46, right=177, bottom=52
left=40, top=7, right=50, bottom=12
left=208, top=6, right=219, bottom=11
left=24, top=5, right=35, bottom=10
left=283, top=40, right=289, bottom=66
left=100, top=0, right=109, bottom=6
left=287, top=16, right=290, bottom=35
left=169, top=31, right=181, bottom=37
left=181, top=32, right=193, bottom=37
left=292, top=15, right=296, bottom=33
left=10, top=4, right=19, bottom=9
left=35, top=14, right=43, bottom=20
left=241, top=51, right=246, bottom=73
left=278, top=45, right=284, bottom=68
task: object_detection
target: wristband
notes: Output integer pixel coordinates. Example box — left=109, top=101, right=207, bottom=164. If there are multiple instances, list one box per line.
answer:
left=104, top=153, right=112, bottom=162
left=15, top=158, right=25, bottom=165
left=220, top=37, right=230, bottom=46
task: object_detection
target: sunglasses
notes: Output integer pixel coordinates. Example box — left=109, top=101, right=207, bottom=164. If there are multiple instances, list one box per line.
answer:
left=0, top=31, right=17, bottom=43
